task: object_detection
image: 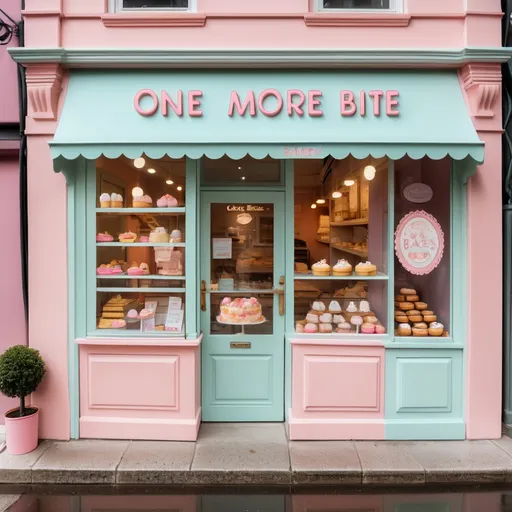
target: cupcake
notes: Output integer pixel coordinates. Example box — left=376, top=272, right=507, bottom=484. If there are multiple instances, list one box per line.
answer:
left=133, top=194, right=153, bottom=208
left=397, top=323, right=412, bottom=336
left=99, top=193, right=111, bottom=208
left=170, top=229, right=183, bottom=243
left=111, top=193, right=123, bottom=208
left=96, top=232, right=113, bottom=242
left=428, top=322, right=444, bottom=336
left=304, top=323, right=318, bottom=334
left=319, top=323, right=333, bottom=333
left=328, top=300, right=342, bottom=314
left=149, top=227, right=169, bottom=243
left=332, top=259, right=352, bottom=276
left=311, top=259, right=331, bottom=276
left=355, top=261, right=377, bottom=276
left=361, top=322, right=376, bottom=334
left=306, top=313, right=319, bottom=323
left=157, top=194, right=178, bottom=207
left=311, top=301, right=326, bottom=313
left=126, top=309, right=139, bottom=324
left=319, top=313, right=333, bottom=323
left=333, top=314, right=345, bottom=324
left=119, top=231, right=137, bottom=243
left=336, top=322, right=352, bottom=333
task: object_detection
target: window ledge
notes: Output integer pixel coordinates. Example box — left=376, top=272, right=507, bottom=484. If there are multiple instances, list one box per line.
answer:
left=304, top=13, right=411, bottom=27
left=76, top=334, right=202, bottom=347
left=101, top=13, right=206, bottom=27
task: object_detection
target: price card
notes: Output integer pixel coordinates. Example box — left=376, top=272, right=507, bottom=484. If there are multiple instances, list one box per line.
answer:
left=165, top=309, right=184, bottom=332
left=213, top=238, right=232, bottom=259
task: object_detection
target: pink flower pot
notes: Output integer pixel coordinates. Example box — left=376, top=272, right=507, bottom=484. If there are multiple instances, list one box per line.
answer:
left=5, top=407, right=39, bottom=455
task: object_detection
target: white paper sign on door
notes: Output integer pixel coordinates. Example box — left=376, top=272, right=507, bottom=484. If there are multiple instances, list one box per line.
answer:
left=213, top=238, right=232, bottom=259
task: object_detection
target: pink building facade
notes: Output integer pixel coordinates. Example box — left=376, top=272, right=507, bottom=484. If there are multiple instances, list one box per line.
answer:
left=0, top=1, right=26, bottom=423
left=9, top=0, right=512, bottom=441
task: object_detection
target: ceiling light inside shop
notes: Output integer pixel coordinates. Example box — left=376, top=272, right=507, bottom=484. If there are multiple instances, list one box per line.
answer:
left=311, top=203, right=317, bottom=209
left=177, top=186, right=183, bottom=191
left=236, top=213, right=253, bottom=225
left=316, top=198, right=326, bottom=204
left=364, top=165, right=376, bottom=181
left=332, top=191, right=342, bottom=199
left=241, top=176, right=246, bottom=180
left=344, top=179, right=355, bottom=187
left=133, top=157, right=145, bottom=169
left=147, top=168, right=156, bottom=174
left=166, top=179, right=174, bottom=185
left=238, top=166, right=242, bottom=170
left=132, top=187, right=144, bottom=197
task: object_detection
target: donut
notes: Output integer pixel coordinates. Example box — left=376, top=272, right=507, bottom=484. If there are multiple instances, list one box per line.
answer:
left=397, top=302, right=414, bottom=311
left=395, top=295, right=405, bottom=302
left=412, top=327, right=428, bottom=336
left=395, top=315, right=409, bottom=323
left=413, top=322, right=428, bottom=329
left=406, top=310, right=421, bottom=317
left=408, top=315, right=423, bottom=323
left=415, top=302, right=428, bottom=310
left=400, top=288, right=416, bottom=296
left=405, top=295, right=419, bottom=302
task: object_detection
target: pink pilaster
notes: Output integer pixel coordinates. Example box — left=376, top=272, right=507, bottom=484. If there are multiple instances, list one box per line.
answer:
left=460, top=63, right=503, bottom=439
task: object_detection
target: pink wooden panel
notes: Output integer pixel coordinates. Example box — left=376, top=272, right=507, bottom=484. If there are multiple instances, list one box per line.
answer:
left=291, top=494, right=383, bottom=512
left=81, top=495, right=198, bottom=512
left=79, top=343, right=201, bottom=441
left=88, top=354, right=179, bottom=410
left=289, top=341, right=385, bottom=440
left=304, top=356, right=381, bottom=412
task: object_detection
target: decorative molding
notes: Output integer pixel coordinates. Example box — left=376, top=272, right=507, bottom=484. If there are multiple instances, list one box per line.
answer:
left=461, top=63, right=502, bottom=118
left=9, top=47, right=512, bottom=69
left=101, top=13, right=206, bottom=27
left=25, top=64, right=63, bottom=121
left=304, top=13, right=410, bottom=27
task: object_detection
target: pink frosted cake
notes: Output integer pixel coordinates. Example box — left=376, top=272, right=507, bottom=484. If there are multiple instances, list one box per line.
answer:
left=218, top=297, right=264, bottom=324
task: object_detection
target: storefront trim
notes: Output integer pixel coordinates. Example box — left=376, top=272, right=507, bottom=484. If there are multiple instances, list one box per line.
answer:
left=9, top=47, right=512, bottom=68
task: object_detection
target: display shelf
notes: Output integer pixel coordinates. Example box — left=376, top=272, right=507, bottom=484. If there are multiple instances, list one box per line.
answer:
left=96, top=242, right=186, bottom=247
left=86, top=330, right=186, bottom=339
left=330, top=244, right=368, bottom=258
left=294, top=272, right=388, bottom=280
left=316, top=238, right=330, bottom=245
left=96, top=275, right=186, bottom=280
left=236, top=268, right=273, bottom=274
left=209, top=289, right=274, bottom=294
left=330, top=219, right=369, bottom=227
left=96, top=287, right=186, bottom=293
left=96, top=207, right=185, bottom=215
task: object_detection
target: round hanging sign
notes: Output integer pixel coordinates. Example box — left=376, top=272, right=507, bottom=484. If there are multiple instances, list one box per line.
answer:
left=394, top=210, right=444, bottom=275
left=403, top=183, right=433, bottom=204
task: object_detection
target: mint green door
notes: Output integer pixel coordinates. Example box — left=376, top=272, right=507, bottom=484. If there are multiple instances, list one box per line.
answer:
left=200, top=191, right=285, bottom=422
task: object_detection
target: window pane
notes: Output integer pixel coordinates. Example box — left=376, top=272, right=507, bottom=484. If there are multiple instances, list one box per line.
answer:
left=202, top=156, right=281, bottom=185
left=323, top=0, right=390, bottom=8
left=122, top=0, right=188, bottom=8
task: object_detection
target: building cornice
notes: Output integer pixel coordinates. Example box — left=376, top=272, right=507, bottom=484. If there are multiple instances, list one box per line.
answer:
left=8, top=47, right=512, bottom=69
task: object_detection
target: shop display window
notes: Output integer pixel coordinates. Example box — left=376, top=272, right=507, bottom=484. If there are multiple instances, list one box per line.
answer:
left=115, top=0, right=189, bottom=11
left=94, top=155, right=187, bottom=335
left=393, top=157, right=451, bottom=338
left=293, top=157, right=389, bottom=336
left=201, top=156, right=282, bottom=185
left=320, top=0, right=392, bottom=10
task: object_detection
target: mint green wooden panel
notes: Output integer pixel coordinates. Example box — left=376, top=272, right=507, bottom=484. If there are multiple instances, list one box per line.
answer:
left=51, top=70, right=483, bottom=163
left=200, top=191, right=285, bottom=421
left=185, top=158, right=198, bottom=338
left=385, top=349, right=464, bottom=440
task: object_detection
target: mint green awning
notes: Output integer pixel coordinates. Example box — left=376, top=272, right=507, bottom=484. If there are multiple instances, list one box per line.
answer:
left=50, top=69, right=484, bottom=163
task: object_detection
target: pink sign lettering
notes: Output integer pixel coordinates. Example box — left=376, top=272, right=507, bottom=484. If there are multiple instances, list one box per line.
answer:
left=134, top=89, right=400, bottom=118
left=394, top=210, right=444, bottom=275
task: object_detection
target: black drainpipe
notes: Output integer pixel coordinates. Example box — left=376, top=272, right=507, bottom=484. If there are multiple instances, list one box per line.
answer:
left=502, top=0, right=512, bottom=426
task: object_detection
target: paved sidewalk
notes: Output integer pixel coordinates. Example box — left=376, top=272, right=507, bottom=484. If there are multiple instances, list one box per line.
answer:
left=1, top=424, right=512, bottom=486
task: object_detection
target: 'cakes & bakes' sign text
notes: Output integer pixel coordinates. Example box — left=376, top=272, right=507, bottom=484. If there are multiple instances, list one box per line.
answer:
left=134, top=88, right=400, bottom=118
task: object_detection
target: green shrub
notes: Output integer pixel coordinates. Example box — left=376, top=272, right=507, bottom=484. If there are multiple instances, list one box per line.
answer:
left=0, top=345, right=46, bottom=417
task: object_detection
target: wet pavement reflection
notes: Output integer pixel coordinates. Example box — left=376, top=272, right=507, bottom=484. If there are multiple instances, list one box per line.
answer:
left=5, top=489, right=512, bottom=512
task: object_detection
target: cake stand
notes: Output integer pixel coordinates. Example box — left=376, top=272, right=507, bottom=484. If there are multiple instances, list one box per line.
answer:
left=216, top=317, right=266, bottom=335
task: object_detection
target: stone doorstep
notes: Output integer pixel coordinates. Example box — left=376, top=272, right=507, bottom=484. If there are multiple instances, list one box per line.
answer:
left=0, top=427, right=511, bottom=486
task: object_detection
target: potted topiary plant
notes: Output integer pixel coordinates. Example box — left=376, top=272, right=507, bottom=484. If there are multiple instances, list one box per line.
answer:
left=0, top=345, right=46, bottom=455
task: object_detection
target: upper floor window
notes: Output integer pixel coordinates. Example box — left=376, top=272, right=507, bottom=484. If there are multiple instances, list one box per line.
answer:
left=114, top=0, right=190, bottom=11
left=319, top=0, right=400, bottom=11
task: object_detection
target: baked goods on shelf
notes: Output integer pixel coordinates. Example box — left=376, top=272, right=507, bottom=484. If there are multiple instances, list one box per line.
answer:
left=100, top=193, right=111, bottom=208
left=157, top=194, right=178, bottom=207
left=355, top=261, right=377, bottom=276
left=111, top=193, right=123, bottom=208
left=333, top=259, right=353, bottom=276
left=170, top=229, right=183, bottom=243
left=97, top=261, right=125, bottom=275
left=334, top=282, right=368, bottom=298
left=149, top=227, right=169, bottom=243
left=295, top=262, right=308, bottom=274
left=96, top=232, right=113, bottom=243
left=311, top=259, right=331, bottom=276
left=295, top=298, right=385, bottom=335
left=127, top=262, right=150, bottom=276
left=394, top=289, right=448, bottom=337
left=217, top=297, right=265, bottom=324
left=119, top=231, right=137, bottom=243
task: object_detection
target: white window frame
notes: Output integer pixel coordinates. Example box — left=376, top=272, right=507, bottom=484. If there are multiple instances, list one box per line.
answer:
left=110, top=0, right=195, bottom=13
left=316, top=0, right=403, bottom=13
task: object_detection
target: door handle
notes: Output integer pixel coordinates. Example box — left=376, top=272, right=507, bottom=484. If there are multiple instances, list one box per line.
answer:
left=274, top=275, right=285, bottom=316
left=200, top=280, right=206, bottom=312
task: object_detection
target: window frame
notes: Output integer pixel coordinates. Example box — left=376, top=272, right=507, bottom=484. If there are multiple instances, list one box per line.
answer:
left=316, top=0, right=403, bottom=13
left=110, top=0, right=195, bottom=13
